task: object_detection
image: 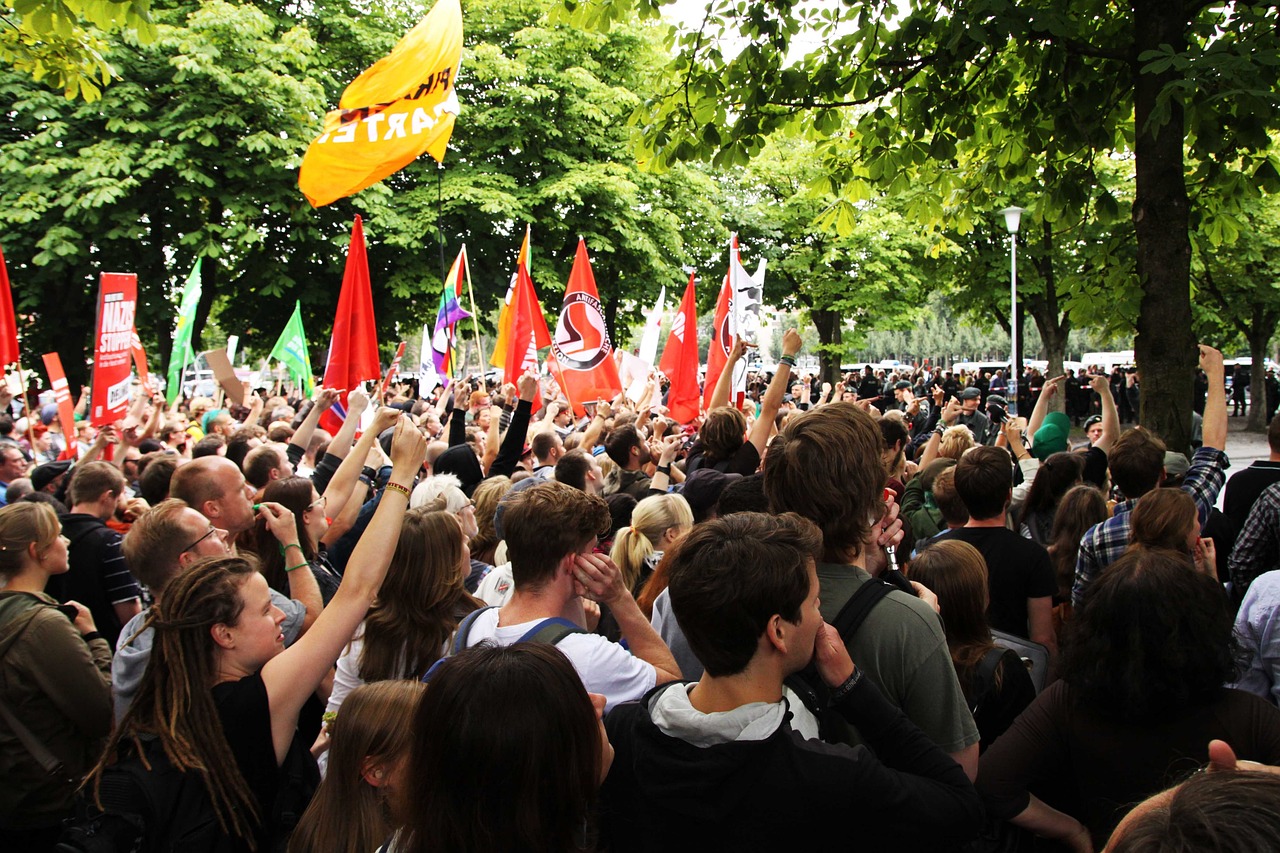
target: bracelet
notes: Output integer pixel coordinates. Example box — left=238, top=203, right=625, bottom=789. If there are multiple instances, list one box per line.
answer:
left=285, top=561, right=310, bottom=573
left=361, top=466, right=378, bottom=481
left=778, top=354, right=797, bottom=367
left=278, top=541, right=304, bottom=556
left=384, top=481, right=411, bottom=499
left=81, top=631, right=103, bottom=643
left=830, top=667, right=863, bottom=703
left=358, top=474, right=375, bottom=488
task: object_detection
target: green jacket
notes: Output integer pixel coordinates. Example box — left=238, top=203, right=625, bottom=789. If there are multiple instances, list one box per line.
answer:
left=0, top=590, right=112, bottom=829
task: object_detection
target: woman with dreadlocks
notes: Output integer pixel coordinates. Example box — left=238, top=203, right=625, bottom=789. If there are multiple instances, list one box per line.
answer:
left=86, top=415, right=426, bottom=852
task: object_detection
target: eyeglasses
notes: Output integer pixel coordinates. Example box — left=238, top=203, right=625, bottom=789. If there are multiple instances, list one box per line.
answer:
left=308, top=495, right=327, bottom=511
left=182, top=525, right=220, bottom=553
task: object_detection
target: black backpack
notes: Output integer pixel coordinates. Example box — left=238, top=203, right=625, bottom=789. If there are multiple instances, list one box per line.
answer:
left=783, top=577, right=896, bottom=741
left=55, top=737, right=229, bottom=853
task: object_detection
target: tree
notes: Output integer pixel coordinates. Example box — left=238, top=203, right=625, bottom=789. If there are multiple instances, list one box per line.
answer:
left=560, top=0, right=1280, bottom=453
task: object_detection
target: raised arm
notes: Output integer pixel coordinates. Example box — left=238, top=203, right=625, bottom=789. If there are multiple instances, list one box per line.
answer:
left=708, top=338, right=750, bottom=412
left=1025, top=375, right=1064, bottom=442
left=263, top=416, right=425, bottom=762
left=1090, top=374, right=1119, bottom=455
left=1199, top=345, right=1227, bottom=451
left=576, top=551, right=681, bottom=684
left=748, top=329, right=800, bottom=456
left=324, top=406, right=401, bottom=522
left=489, top=374, right=537, bottom=479
left=579, top=399, right=611, bottom=452
left=288, top=388, right=337, bottom=462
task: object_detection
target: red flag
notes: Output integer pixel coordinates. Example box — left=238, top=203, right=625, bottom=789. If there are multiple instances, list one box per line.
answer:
left=660, top=272, right=700, bottom=424
left=550, top=239, right=623, bottom=416
left=702, top=271, right=733, bottom=410
left=321, top=216, right=381, bottom=433
left=130, top=328, right=155, bottom=396
left=503, top=238, right=551, bottom=412
left=0, top=246, right=20, bottom=368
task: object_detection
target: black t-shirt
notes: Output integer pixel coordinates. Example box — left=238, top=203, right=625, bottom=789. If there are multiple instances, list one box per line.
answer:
left=1224, top=462, right=1280, bottom=530
left=212, top=672, right=320, bottom=852
left=937, top=527, right=1056, bottom=638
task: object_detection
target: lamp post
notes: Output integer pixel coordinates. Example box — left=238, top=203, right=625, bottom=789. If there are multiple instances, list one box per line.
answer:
left=998, top=206, right=1025, bottom=416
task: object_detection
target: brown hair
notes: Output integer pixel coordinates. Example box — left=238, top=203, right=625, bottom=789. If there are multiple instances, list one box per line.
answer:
left=503, top=481, right=610, bottom=590
left=242, top=477, right=318, bottom=595
left=699, top=407, right=747, bottom=464
left=909, top=540, right=1000, bottom=699
left=554, top=449, right=593, bottom=493
left=932, top=468, right=969, bottom=528
left=1109, top=769, right=1280, bottom=853
left=1109, top=427, right=1167, bottom=499
left=763, top=402, right=885, bottom=562
left=953, top=445, right=1013, bottom=521
left=0, top=501, right=60, bottom=579
left=398, top=644, right=600, bottom=853
left=122, top=499, right=194, bottom=594
left=87, top=557, right=261, bottom=844
left=666, top=512, right=821, bottom=677
left=243, top=444, right=285, bottom=489
left=1129, top=488, right=1197, bottom=552
left=67, top=461, right=125, bottom=506
left=469, top=476, right=512, bottom=564
left=357, top=509, right=481, bottom=682
left=289, top=681, right=424, bottom=853
left=1048, top=485, right=1109, bottom=599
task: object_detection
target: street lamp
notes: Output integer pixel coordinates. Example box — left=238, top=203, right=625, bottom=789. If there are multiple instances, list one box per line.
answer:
left=998, top=206, right=1025, bottom=416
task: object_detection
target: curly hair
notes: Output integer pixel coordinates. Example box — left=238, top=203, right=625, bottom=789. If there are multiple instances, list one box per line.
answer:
left=1061, top=547, right=1237, bottom=723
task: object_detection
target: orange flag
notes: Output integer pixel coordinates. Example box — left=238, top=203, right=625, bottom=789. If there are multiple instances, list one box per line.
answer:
left=503, top=236, right=551, bottom=411
left=298, top=0, right=463, bottom=208
left=490, top=226, right=529, bottom=369
left=660, top=272, right=700, bottom=425
left=550, top=239, right=623, bottom=416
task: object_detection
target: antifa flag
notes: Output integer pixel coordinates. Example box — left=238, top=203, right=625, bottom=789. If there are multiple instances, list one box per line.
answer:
left=659, top=272, right=700, bottom=425
left=549, top=239, right=622, bottom=416
left=299, top=0, right=463, bottom=207
left=320, top=216, right=381, bottom=433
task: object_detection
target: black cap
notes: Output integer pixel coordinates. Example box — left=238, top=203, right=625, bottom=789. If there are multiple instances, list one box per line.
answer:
left=959, top=387, right=981, bottom=400
left=893, top=380, right=912, bottom=390
left=1084, top=415, right=1102, bottom=430
left=986, top=394, right=1008, bottom=408
left=32, top=460, right=72, bottom=492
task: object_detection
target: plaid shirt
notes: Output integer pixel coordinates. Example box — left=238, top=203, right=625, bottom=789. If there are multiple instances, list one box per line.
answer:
left=1073, top=446, right=1229, bottom=607
left=1228, top=481, right=1280, bottom=596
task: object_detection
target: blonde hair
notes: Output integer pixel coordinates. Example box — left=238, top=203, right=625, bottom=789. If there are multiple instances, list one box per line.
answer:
left=609, top=494, right=693, bottom=593
left=0, top=501, right=60, bottom=579
left=938, top=425, right=977, bottom=460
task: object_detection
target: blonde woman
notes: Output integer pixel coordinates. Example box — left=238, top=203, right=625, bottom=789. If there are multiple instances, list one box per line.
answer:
left=610, top=494, right=694, bottom=600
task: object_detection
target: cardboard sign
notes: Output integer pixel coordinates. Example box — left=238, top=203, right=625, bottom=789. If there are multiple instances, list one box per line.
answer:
left=42, top=352, right=78, bottom=460
left=89, top=273, right=137, bottom=426
left=204, top=348, right=244, bottom=406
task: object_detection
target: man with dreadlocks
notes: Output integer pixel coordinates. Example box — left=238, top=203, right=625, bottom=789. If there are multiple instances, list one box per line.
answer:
left=84, top=413, right=425, bottom=852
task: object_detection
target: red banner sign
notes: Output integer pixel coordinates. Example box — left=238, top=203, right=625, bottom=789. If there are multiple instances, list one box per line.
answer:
left=89, top=273, right=137, bottom=426
left=41, top=352, right=78, bottom=460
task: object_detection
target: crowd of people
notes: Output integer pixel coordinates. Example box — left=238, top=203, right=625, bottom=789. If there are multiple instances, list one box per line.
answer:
left=1, top=336, right=1279, bottom=852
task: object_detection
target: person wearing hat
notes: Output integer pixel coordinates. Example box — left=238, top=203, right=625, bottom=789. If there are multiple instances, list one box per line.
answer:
left=952, top=387, right=997, bottom=445
left=30, top=459, right=72, bottom=496
left=678, top=468, right=742, bottom=524
left=892, top=379, right=930, bottom=436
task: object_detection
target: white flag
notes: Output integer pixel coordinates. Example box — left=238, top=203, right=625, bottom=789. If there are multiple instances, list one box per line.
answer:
left=637, top=285, right=666, bottom=366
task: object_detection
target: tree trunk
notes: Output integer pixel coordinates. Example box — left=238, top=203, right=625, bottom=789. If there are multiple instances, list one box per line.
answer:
left=1029, top=221, right=1069, bottom=412
left=1247, top=306, right=1275, bottom=432
left=811, top=308, right=843, bottom=386
left=1131, top=0, right=1195, bottom=455
left=194, top=254, right=218, bottom=355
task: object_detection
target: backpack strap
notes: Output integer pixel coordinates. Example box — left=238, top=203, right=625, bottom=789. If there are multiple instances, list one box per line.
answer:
left=830, top=577, right=895, bottom=644
left=450, top=605, right=497, bottom=655
left=516, top=617, right=584, bottom=646
left=968, top=646, right=1008, bottom=715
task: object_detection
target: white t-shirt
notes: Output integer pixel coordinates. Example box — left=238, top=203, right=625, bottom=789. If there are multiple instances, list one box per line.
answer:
left=461, top=607, right=656, bottom=712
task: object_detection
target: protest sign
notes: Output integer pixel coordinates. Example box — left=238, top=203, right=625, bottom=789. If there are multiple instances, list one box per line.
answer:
left=89, top=273, right=137, bottom=426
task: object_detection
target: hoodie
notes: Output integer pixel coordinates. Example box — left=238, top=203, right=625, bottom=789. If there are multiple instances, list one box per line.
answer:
left=600, top=678, right=983, bottom=852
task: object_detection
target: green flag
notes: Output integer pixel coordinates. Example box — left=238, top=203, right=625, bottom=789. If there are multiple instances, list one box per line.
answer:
left=269, top=301, right=314, bottom=395
left=165, top=259, right=203, bottom=405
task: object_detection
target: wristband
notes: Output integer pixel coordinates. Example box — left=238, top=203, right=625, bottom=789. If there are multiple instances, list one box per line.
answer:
left=830, top=666, right=863, bottom=703
left=81, top=631, right=104, bottom=643
left=285, top=561, right=310, bottom=573
left=384, top=481, right=411, bottom=499
left=278, top=542, right=304, bottom=556
left=778, top=354, right=797, bottom=367
left=358, top=474, right=376, bottom=489
left=361, top=466, right=378, bottom=481
left=656, top=464, right=672, bottom=475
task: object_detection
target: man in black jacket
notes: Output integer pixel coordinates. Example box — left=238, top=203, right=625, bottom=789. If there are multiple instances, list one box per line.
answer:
left=600, top=512, right=982, bottom=852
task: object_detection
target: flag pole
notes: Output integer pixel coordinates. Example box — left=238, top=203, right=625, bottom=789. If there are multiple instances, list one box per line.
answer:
left=461, top=244, right=485, bottom=371
left=13, top=357, right=36, bottom=455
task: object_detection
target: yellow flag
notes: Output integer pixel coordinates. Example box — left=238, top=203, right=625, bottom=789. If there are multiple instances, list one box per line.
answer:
left=299, top=0, right=463, bottom=208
